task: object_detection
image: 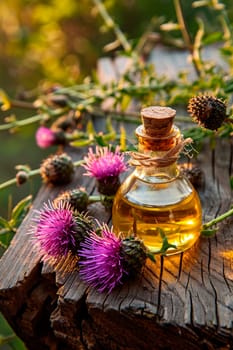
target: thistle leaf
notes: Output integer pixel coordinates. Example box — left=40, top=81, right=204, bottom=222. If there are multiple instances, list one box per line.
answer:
left=0, top=217, right=11, bottom=229
left=201, top=228, right=217, bottom=237
left=10, top=195, right=32, bottom=228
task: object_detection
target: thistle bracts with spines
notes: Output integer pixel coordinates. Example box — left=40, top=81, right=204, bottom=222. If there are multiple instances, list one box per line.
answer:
left=73, top=212, right=94, bottom=248
left=121, top=237, right=148, bottom=277
left=40, top=152, right=74, bottom=185
left=53, top=188, right=89, bottom=212
left=31, top=201, right=95, bottom=260
left=187, top=94, right=227, bottom=130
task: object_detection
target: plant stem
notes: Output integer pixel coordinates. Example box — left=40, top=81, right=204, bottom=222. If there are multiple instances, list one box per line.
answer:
left=0, top=107, right=67, bottom=131
left=0, top=114, right=43, bottom=131
left=202, top=207, right=233, bottom=229
left=0, top=160, right=85, bottom=191
left=88, top=194, right=114, bottom=204
left=10, top=99, right=37, bottom=110
left=92, top=0, right=132, bottom=53
left=173, top=0, right=200, bottom=76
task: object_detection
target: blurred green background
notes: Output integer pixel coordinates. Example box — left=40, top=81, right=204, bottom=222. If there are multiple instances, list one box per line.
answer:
left=0, top=1, right=233, bottom=347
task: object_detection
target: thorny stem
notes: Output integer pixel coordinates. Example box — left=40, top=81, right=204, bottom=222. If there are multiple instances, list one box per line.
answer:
left=173, top=0, right=201, bottom=76
left=0, top=114, right=44, bottom=131
left=0, top=160, right=85, bottom=191
left=0, top=79, right=176, bottom=132
left=92, top=0, right=132, bottom=54
left=0, top=108, right=67, bottom=131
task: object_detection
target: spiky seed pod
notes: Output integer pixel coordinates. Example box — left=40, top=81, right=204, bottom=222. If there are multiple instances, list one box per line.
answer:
left=121, top=237, right=148, bottom=277
left=40, top=153, right=74, bottom=185
left=73, top=212, right=94, bottom=247
left=187, top=95, right=227, bottom=130
left=53, top=188, right=89, bottom=212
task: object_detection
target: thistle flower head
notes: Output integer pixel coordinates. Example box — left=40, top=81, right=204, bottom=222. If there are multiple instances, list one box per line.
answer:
left=36, top=126, right=56, bottom=148
left=78, top=224, right=148, bottom=293
left=53, top=187, right=89, bottom=212
left=32, top=201, right=78, bottom=259
left=78, top=224, right=126, bottom=293
left=121, top=237, right=148, bottom=276
left=83, top=146, right=127, bottom=180
left=31, top=201, right=94, bottom=260
left=83, top=146, right=127, bottom=195
left=187, top=94, right=227, bottom=130
left=40, top=152, right=74, bottom=185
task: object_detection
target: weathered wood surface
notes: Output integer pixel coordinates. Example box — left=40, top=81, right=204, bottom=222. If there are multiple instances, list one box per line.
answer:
left=0, top=47, right=233, bottom=350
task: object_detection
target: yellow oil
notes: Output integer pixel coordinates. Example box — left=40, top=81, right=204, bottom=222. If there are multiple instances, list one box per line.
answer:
left=112, top=175, right=202, bottom=255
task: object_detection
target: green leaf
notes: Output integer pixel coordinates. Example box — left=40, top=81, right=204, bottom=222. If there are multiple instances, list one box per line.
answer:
left=120, top=94, right=131, bottom=111
left=86, top=119, right=96, bottom=136
left=0, top=229, right=15, bottom=248
left=201, top=228, right=217, bottom=237
left=0, top=217, right=11, bottom=229
left=70, top=139, right=92, bottom=147
left=120, top=125, right=126, bottom=151
left=224, top=80, right=233, bottom=93
left=151, top=228, right=177, bottom=255
left=94, top=134, right=108, bottom=146
left=202, top=32, right=223, bottom=45
left=220, top=47, right=233, bottom=57
left=10, top=195, right=32, bottom=229
left=0, top=89, right=11, bottom=111
left=105, top=116, right=115, bottom=134
left=147, top=251, right=156, bottom=263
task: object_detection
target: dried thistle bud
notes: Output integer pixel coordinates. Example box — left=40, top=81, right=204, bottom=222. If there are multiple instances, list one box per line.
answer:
left=180, top=164, right=204, bottom=189
left=53, top=188, right=89, bottom=212
left=40, top=153, right=74, bottom=185
left=16, top=170, right=29, bottom=186
left=51, top=114, right=79, bottom=132
left=47, top=94, right=68, bottom=107
left=187, top=95, right=227, bottom=130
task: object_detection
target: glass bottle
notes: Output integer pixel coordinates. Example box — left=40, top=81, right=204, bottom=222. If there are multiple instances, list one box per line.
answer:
left=112, top=106, right=202, bottom=255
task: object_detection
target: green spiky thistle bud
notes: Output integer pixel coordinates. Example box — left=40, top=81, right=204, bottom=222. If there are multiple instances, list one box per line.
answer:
left=53, top=188, right=89, bottom=212
left=40, top=153, right=74, bottom=185
left=74, top=212, right=94, bottom=247
left=121, top=237, right=148, bottom=276
left=187, top=94, right=227, bottom=130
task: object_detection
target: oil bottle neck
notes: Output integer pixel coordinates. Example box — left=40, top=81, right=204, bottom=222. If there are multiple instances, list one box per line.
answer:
left=133, top=124, right=181, bottom=183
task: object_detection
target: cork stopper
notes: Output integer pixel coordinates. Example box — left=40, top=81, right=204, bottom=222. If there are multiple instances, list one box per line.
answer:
left=141, top=106, right=176, bottom=137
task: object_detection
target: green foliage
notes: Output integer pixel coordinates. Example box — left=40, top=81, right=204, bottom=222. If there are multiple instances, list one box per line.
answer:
left=0, top=195, right=32, bottom=252
left=0, top=313, right=26, bottom=349
left=150, top=228, right=177, bottom=255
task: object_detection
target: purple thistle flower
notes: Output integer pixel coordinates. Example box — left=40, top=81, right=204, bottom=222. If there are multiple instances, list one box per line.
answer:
left=31, top=201, right=78, bottom=259
left=78, top=224, right=127, bottom=293
left=36, top=126, right=56, bottom=148
left=83, top=146, right=127, bottom=180
left=83, top=146, right=127, bottom=195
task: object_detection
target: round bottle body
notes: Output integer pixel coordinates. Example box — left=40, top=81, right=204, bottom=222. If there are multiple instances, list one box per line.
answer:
left=112, top=170, right=202, bottom=255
